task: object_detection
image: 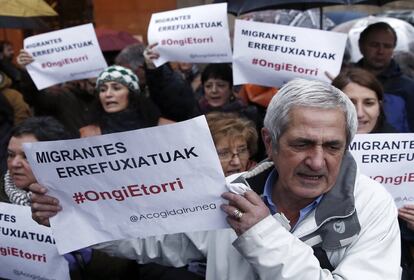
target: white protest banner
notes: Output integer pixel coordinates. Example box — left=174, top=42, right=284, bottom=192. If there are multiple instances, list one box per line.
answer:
left=147, top=3, right=232, bottom=67
left=0, top=203, right=69, bottom=280
left=23, top=116, right=228, bottom=254
left=232, top=20, right=347, bottom=88
left=24, top=23, right=108, bottom=90
left=349, top=133, right=414, bottom=208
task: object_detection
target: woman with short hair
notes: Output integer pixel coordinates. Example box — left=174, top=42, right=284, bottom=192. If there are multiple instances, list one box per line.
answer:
left=206, top=112, right=258, bottom=176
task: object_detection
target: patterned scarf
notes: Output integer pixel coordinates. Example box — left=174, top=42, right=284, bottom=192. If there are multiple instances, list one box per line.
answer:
left=4, top=170, right=31, bottom=206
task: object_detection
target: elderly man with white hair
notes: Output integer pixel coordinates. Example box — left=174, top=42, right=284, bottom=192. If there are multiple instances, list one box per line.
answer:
left=30, top=78, right=401, bottom=279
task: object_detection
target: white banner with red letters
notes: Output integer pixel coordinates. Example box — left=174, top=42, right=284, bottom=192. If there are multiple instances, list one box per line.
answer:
left=0, top=203, right=70, bottom=280
left=349, top=133, right=414, bottom=208
left=232, top=19, right=347, bottom=88
left=23, top=116, right=228, bottom=254
left=147, top=3, right=232, bottom=67
left=24, top=23, right=107, bottom=90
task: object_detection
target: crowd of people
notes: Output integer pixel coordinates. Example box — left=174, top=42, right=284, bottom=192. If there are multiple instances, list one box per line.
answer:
left=0, top=18, right=414, bottom=280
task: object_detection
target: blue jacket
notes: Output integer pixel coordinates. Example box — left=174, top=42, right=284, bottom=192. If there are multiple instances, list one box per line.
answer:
left=356, top=59, right=414, bottom=132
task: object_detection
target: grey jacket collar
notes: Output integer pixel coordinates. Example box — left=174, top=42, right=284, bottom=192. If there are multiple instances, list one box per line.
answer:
left=315, top=151, right=357, bottom=224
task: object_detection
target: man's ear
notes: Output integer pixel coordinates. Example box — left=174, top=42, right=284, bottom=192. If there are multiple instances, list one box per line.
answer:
left=261, top=128, right=273, bottom=158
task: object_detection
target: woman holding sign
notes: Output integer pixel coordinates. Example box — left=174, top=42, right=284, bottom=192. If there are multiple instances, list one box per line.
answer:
left=332, top=67, right=414, bottom=279
left=0, top=116, right=137, bottom=280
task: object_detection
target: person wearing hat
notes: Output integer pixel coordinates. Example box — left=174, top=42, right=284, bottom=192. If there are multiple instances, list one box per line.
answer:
left=79, top=65, right=173, bottom=137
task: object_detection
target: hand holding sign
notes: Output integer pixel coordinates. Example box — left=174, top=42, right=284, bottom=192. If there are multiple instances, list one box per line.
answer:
left=17, top=49, right=34, bottom=70
left=30, top=183, right=62, bottom=227
left=147, top=3, right=232, bottom=67
left=24, top=23, right=107, bottom=90
left=143, top=43, right=160, bottom=70
left=24, top=116, right=228, bottom=254
left=232, top=20, right=347, bottom=88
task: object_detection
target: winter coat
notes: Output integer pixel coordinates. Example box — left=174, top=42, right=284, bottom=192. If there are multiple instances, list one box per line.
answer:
left=79, top=97, right=161, bottom=137
left=19, top=70, right=95, bottom=136
left=146, top=63, right=198, bottom=122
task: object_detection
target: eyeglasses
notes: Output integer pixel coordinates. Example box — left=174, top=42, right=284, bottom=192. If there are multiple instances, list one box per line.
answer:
left=217, top=146, right=250, bottom=162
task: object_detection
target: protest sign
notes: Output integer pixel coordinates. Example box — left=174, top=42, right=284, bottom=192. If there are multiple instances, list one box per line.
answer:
left=147, top=3, right=232, bottom=67
left=232, top=19, right=347, bottom=88
left=24, top=23, right=108, bottom=90
left=0, top=203, right=69, bottom=280
left=349, top=133, right=414, bottom=208
left=23, top=116, right=228, bottom=254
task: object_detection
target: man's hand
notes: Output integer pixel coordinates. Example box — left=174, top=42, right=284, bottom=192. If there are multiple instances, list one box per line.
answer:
left=399, top=204, right=414, bottom=231
left=143, top=43, right=159, bottom=70
left=29, top=183, right=62, bottom=227
left=221, top=191, right=270, bottom=236
left=16, top=49, right=34, bottom=70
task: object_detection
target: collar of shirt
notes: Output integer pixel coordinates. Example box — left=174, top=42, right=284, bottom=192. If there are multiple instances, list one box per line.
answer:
left=262, top=169, right=323, bottom=230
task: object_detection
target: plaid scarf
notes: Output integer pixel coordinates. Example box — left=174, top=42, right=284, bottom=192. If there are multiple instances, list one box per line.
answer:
left=4, top=170, right=30, bottom=206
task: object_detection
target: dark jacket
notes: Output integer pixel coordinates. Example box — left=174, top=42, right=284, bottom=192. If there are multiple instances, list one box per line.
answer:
left=383, top=93, right=409, bottom=132
left=0, top=72, right=31, bottom=125
left=0, top=94, right=13, bottom=177
left=0, top=174, right=9, bottom=203
left=373, top=120, right=398, bottom=134
left=99, top=96, right=161, bottom=134
left=146, top=63, right=199, bottom=122
left=356, top=59, right=414, bottom=132
left=20, top=71, right=95, bottom=136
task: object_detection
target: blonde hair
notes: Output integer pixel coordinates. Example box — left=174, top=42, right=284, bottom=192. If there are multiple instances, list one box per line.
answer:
left=206, top=112, right=258, bottom=156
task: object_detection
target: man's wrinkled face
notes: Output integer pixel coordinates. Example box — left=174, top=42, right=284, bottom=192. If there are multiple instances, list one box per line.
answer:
left=359, top=29, right=395, bottom=72
left=263, top=107, right=347, bottom=206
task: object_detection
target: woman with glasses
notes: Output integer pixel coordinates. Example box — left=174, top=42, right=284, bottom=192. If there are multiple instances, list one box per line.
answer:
left=206, top=112, right=258, bottom=176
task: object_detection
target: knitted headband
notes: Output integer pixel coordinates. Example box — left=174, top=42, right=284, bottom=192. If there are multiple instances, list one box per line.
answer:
left=96, top=65, right=140, bottom=93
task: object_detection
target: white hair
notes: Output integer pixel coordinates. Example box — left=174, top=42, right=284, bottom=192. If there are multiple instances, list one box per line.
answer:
left=264, top=78, right=357, bottom=147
